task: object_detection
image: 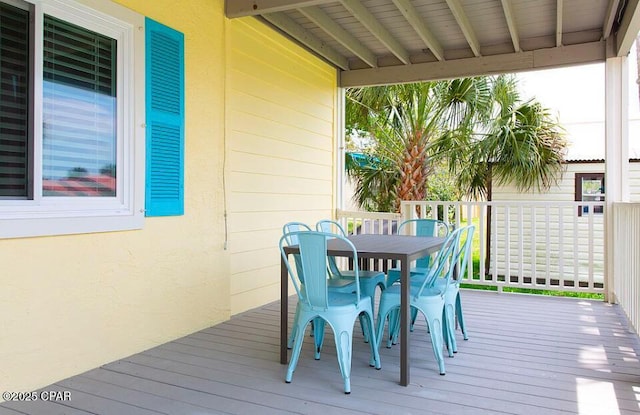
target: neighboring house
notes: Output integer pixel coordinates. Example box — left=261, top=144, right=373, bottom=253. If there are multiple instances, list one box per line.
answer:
left=491, top=159, right=640, bottom=203
left=490, top=159, right=640, bottom=287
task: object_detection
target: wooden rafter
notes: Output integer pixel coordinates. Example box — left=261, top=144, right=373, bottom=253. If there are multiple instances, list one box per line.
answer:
left=500, top=0, right=520, bottom=53
left=556, top=0, right=564, bottom=47
left=340, top=0, right=411, bottom=64
left=391, top=0, right=445, bottom=61
left=226, top=0, right=335, bottom=18
left=261, top=12, right=350, bottom=69
left=444, top=0, right=481, bottom=57
left=603, top=0, right=621, bottom=39
left=299, top=6, right=377, bottom=67
left=615, top=0, right=640, bottom=56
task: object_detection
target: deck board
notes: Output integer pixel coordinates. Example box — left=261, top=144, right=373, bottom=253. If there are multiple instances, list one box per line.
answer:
left=2, top=290, right=640, bottom=415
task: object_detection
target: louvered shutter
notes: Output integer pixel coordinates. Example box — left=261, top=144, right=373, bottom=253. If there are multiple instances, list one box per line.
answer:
left=145, top=18, right=184, bottom=216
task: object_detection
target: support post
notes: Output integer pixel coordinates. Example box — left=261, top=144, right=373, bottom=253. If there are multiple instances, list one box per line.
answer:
left=604, top=54, right=630, bottom=303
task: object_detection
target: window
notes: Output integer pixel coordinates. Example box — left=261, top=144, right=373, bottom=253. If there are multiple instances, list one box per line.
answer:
left=42, top=15, right=117, bottom=197
left=575, top=173, right=605, bottom=216
left=0, top=0, right=145, bottom=238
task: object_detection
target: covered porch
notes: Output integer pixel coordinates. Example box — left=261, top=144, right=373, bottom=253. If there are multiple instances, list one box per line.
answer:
left=2, top=289, right=639, bottom=414
left=3, top=0, right=640, bottom=404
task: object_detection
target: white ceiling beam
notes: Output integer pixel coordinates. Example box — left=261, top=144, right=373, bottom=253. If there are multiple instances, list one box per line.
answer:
left=340, top=41, right=606, bottom=87
left=261, top=12, right=350, bottom=69
left=500, top=0, right=520, bottom=52
left=603, top=0, right=621, bottom=40
left=615, top=0, right=640, bottom=56
left=444, top=0, right=481, bottom=57
left=226, top=0, right=335, bottom=18
left=339, top=0, right=411, bottom=64
left=299, top=6, right=377, bottom=67
left=391, top=0, right=445, bottom=61
left=556, top=0, right=563, bottom=47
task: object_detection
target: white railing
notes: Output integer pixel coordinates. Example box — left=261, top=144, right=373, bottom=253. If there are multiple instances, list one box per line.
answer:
left=613, top=203, right=640, bottom=335
left=336, top=210, right=401, bottom=273
left=338, top=200, right=606, bottom=294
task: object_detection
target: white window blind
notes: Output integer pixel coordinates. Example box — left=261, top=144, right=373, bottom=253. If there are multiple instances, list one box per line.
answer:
left=0, top=2, right=29, bottom=198
left=42, top=14, right=116, bottom=197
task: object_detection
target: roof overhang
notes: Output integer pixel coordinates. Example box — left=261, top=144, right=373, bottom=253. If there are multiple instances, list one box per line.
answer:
left=226, top=0, right=640, bottom=87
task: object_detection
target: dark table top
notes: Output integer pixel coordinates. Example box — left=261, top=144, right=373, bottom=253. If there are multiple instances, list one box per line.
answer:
left=284, top=233, right=445, bottom=261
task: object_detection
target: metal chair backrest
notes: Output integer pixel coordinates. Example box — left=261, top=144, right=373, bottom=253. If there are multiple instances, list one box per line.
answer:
left=453, top=225, right=475, bottom=283
left=315, top=220, right=347, bottom=278
left=316, top=219, right=347, bottom=236
left=397, top=219, right=450, bottom=268
left=414, top=226, right=461, bottom=298
left=280, top=231, right=361, bottom=309
left=282, top=222, right=312, bottom=284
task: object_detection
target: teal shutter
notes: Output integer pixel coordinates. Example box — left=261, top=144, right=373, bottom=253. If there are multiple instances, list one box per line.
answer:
left=145, top=18, right=184, bottom=216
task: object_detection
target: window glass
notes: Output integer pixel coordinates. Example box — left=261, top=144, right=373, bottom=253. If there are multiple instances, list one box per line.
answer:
left=575, top=173, right=604, bottom=216
left=42, top=15, right=116, bottom=197
left=0, top=2, right=29, bottom=198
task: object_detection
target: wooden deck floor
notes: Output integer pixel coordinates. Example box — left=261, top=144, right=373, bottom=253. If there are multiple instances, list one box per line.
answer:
left=2, top=290, right=640, bottom=415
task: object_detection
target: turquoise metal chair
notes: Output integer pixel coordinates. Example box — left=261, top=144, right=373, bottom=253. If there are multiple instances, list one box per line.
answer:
left=386, top=219, right=450, bottom=286
left=315, top=219, right=387, bottom=317
left=282, top=222, right=356, bottom=356
left=375, top=227, right=461, bottom=375
left=280, top=231, right=381, bottom=394
left=385, top=219, right=449, bottom=346
left=440, top=225, right=475, bottom=356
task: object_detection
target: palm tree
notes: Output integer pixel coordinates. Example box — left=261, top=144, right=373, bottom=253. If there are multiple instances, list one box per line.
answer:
left=346, top=75, right=566, bottom=211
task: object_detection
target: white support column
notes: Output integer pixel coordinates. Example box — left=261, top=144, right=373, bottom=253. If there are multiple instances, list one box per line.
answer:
left=604, top=55, right=630, bottom=302
left=335, top=85, right=346, bottom=214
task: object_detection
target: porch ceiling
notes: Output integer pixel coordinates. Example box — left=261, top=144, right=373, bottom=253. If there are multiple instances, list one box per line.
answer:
left=225, top=0, right=640, bottom=87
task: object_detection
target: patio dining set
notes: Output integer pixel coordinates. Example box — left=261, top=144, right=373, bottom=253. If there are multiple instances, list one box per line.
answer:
left=279, top=218, right=475, bottom=394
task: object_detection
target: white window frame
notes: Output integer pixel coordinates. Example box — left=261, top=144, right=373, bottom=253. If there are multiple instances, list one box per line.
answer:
left=0, top=0, right=145, bottom=238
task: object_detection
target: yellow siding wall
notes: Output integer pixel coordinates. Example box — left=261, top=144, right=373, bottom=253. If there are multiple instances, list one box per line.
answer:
left=226, top=19, right=337, bottom=314
left=0, top=0, right=338, bottom=394
left=0, top=0, right=337, bottom=393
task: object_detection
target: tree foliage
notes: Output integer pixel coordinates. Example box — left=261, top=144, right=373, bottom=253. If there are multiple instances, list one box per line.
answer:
left=346, top=75, right=567, bottom=211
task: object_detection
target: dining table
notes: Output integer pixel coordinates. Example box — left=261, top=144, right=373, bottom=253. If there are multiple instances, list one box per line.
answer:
left=280, top=233, right=446, bottom=386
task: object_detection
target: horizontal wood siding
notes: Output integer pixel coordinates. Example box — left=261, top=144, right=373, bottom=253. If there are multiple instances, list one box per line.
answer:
left=226, top=18, right=337, bottom=314
left=493, top=161, right=640, bottom=201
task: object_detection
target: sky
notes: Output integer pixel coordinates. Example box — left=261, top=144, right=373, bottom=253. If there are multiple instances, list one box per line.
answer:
left=515, top=50, right=640, bottom=160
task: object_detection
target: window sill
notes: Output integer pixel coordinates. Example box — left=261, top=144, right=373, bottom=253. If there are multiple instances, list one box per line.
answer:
left=0, top=211, right=144, bottom=239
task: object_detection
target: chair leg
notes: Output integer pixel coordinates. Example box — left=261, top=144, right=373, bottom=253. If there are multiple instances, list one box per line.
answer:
left=313, top=318, right=326, bottom=360
left=456, top=293, right=468, bottom=340
left=410, top=306, right=418, bottom=332
left=332, top=322, right=355, bottom=394
left=286, top=317, right=311, bottom=383
left=415, top=304, right=446, bottom=375
left=388, top=305, right=418, bottom=347
left=288, top=314, right=321, bottom=350
left=362, top=308, right=381, bottom=369
left=387, top=309, right=398, bottom=348
left=287, top=306, right=299, bottom=349
left=359, top=313, right=370, bottom=343
left=375, top=297, right=396, bottom=350
left=359, top=280, right=383, bottom=344
left=442, top=303, right=456, bottom=356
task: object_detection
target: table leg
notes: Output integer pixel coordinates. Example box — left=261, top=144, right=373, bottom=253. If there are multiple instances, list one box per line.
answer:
left=280, top=255, right=288, bottom=364
left=400, top=257, right=410, bottom=386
